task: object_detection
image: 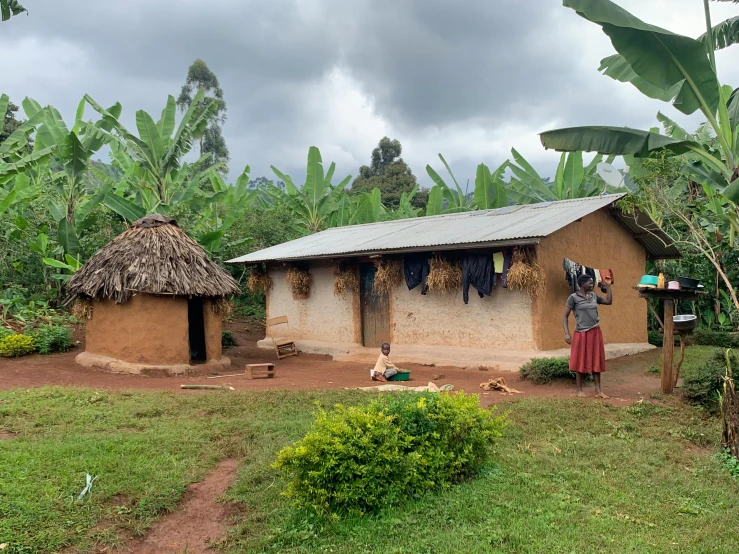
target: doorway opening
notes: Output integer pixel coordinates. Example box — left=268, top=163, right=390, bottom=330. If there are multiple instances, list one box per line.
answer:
left=188, top=297, right=207, bottom=363
left=359, top=263, right=391, bottom=347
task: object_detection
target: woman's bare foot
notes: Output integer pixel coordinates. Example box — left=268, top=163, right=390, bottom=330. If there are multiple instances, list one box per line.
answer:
left=576, top=391, right=587, bottom=398
left=378, top=375, right=387, bottom=382
left=595, top=392, right=610, bottom=399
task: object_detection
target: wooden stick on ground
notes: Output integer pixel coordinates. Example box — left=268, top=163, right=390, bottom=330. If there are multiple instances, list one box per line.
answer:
left=206, top=374, right=243, bottom=379
left=480, top=377, right=522, bottom=394
left=180, top=385, right=235, bottom=391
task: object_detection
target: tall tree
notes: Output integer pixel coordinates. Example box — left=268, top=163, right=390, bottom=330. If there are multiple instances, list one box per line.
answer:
left=351, top=137, right=427, bottom=209
left=176, top=59, right=229, bottom=172
left=0, top=99, right=25, bottom=144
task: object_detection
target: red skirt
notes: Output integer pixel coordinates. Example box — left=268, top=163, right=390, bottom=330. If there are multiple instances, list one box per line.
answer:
left=569, top=326, right=606, bottom=373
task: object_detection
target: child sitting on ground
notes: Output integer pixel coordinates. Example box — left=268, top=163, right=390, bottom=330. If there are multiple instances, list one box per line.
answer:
left=371, top=342, right=400, bottom=381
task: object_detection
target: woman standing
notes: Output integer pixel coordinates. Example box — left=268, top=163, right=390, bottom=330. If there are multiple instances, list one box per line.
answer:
left=563, top=274, right=612, bottom=398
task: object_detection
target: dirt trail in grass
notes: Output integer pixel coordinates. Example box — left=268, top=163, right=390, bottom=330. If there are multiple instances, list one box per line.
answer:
left=128, top=458, right=239, bottom=554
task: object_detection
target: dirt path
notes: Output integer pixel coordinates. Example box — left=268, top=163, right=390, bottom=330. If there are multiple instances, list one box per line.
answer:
left=127, top=459, right=240, bottom=554
left=0, top=320, right=663, bottom=406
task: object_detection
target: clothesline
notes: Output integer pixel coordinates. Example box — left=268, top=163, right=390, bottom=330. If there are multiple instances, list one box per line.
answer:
left=563, top=258, right=614, bottom=294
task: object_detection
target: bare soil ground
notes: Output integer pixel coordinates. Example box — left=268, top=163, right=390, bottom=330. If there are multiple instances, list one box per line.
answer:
left=0, top=319, right=662, bottom=406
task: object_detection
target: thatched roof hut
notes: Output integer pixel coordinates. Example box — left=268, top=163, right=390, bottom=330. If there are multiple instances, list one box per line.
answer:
left=70, top=215, right=241, bottom=375
left=67, top=214, right=240, bottom=304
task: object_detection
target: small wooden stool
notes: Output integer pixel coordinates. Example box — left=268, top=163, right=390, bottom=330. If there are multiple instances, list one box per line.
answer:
left=246, top=363, right=276, bottom=379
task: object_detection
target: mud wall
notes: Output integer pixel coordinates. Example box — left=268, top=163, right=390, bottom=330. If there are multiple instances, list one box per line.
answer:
left=85, top=293, right=190, bottom=364
left=266, top=263, right=356, bottom=343
left=390, top=283, right=534, bottom=349
left=532, top=209, right=648, bottom=351
left=203, top=299, right=223, bottom=361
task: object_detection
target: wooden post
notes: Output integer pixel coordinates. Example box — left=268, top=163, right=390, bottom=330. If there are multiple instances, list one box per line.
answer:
left=662, top=299, right=675, bottom=394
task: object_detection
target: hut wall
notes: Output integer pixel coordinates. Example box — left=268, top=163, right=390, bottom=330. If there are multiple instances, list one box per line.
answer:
left=532, top=209, right=648, bottom=351
left=85, top=294, right=190, bottom=364
left=267, top=263, right=356, bottom=343
left=203, top=299, right=223, bottom=361
left=390, top=285, right=535, bottom=349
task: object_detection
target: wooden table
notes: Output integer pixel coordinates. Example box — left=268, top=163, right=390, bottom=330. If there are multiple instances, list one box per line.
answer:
left=636, top=288, right=701, bottom=394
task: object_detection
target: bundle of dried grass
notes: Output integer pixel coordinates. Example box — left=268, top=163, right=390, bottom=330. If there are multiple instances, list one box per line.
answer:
left=212, top=297, right=233, bottom=317
left=333, top=265, right=359, bottom=297
left=286, top=267, right=311, bottom=297
left=66, top=214, right=241, bottom=305
left=506, top=250, right=544, bottom=299
left=71, top=298, right=93, bottom=321
left=373, top=260, right=403, bottom=294
left=247, top=270, right=272, bottom=294
left=425, top=255, right=462, bottom=294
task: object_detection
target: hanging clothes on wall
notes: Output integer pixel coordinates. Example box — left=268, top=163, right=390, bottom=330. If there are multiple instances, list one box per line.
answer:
left=501, top=249, right=512, bottom=288
left=564, top=258, right=613, bottom=292
left=600, top=268, right=614, bottom=285
left=404, top=254, right=430, bottom=294
left=563, top=258, right=581, bottom=293
left=461, top=253, right=494, bottom=304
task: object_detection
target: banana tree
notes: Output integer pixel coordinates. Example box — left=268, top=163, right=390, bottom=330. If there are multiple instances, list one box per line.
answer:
left=426, top=155, right=508, bottom=215
left=190, top=165, right=257, bottom=254
left=266, top=146, right=352, bottom=233
left=507, top=148, right=618, bottom=204
left=540, top=0, right=739, bottom=205
left=0, top=0, right=25, bottom=21
left=85, top=90, right=220, bottom=217
left=425, top=154, right=475, bottom=214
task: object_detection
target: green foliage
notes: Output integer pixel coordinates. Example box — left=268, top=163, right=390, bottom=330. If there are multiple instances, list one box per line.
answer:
left=273, top=392, right=506, bottom=516
left=0, top=327, right=15, bottom=339
left=692, top=330, right=739, bottom=349
left=717, top=448, right=739, bottom=478
left=352, top=137, right=426, bottom=210
left=0, top=333, right=35, bottom=357
left=648, top=331, right=680, bottom=348
left=0, top=0, right=26, bottom=22
left=683, top=350, right=735, bottom=412
left=29, top=324, right=72, bottom=354
left=519, top=357, right=574, bottom=384
left=221, top=330, right=237, bottom=348
left=177, top=59, right=229, bottom=171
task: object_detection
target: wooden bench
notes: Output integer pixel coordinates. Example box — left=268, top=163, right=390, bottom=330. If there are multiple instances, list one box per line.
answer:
left=246, top=363, right=276, bottom=379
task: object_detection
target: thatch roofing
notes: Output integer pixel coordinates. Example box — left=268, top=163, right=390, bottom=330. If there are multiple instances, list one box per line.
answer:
left=67, top=215, right=241, bottom=304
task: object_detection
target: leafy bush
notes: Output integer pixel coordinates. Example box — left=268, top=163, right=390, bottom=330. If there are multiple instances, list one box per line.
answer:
left=0, top=334, right=37, bottom=357
left=0, top=327, right=15, bottom=340
left=717, top=448, right=739, bottom=479
left=682, top=350, right=734, bottom=412
left=221, top=330, right=237, bottom=348
left=520, top=357, right=573, bottom=384
left=30, top=325, right=73, bottom=354
left=273, top=392, right=507, bottom=516
left=691, top=330, right=739, bottom=349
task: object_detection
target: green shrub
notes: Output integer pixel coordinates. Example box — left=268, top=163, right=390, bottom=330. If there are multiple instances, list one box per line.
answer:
left=0, top=327, right=15, bottom=340
left=520, top=357, right=573, bottom=384
left=691, top=330, right=739, bottom=349
left=717, top=448, right=739, bottom=478
left=273, top=392, right=507, bottom=516
left=0, top=334, right=37, bottom=357
left=29, top=325, right=72, bottom=354
left=221, top=330, right=237, bottom=348
left=682, top=350, right=734, bottom=412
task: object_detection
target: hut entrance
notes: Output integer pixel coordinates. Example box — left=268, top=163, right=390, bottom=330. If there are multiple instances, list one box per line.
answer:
left=359, top=263, right=391, bottom=347
left=188, top=298, right=207, bottom=363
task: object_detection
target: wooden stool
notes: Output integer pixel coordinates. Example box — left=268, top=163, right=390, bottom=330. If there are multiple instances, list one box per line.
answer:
left=246, top=363, right=275, bottom=379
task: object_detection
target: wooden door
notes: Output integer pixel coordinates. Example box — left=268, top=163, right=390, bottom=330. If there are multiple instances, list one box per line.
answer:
left=360, top=263, right=391, bottom=347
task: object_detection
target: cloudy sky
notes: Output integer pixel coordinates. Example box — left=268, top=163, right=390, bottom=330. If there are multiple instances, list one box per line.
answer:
left=3, top=0, right=739, bottom=189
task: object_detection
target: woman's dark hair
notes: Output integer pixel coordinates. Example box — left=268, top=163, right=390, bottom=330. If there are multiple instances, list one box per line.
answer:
left=577, top=274, right=594, bottom=287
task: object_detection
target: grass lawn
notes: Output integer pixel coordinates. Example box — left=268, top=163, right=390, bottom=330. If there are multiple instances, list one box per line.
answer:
left=1, top=385, right=738, bottom=553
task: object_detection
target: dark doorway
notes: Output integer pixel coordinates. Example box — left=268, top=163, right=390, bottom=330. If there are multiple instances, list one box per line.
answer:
left=359, top=263, right=391, bottom=347
left=188, top=297, right=206, bottom=362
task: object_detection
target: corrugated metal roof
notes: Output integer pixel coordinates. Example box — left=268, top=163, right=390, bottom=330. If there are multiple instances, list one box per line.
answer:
left=227, top=194, right=678, bottom=263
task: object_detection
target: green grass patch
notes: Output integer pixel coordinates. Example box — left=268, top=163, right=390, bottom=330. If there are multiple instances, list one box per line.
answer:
left=1, top=388, right=739, bottom=553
